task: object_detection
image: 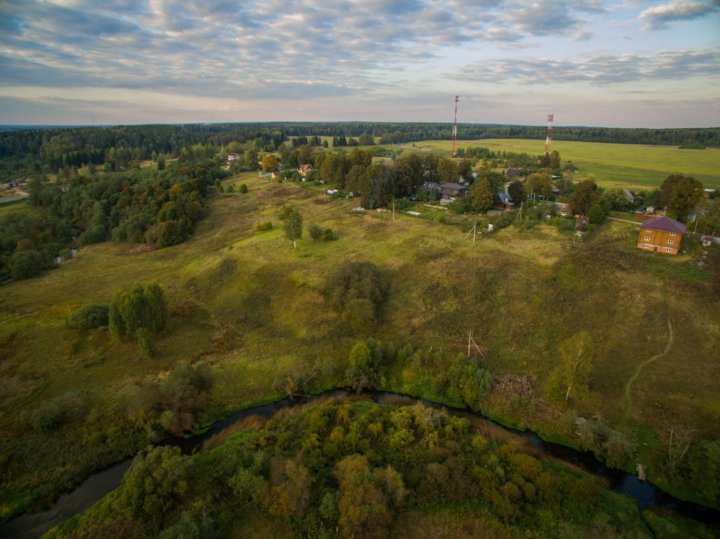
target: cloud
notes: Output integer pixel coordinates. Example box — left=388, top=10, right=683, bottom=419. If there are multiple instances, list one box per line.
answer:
left=0, top=0, right=617, bottom=102
left=454, top=49, right=720, bottom=85
left=638, top=1, right=719, bottom=30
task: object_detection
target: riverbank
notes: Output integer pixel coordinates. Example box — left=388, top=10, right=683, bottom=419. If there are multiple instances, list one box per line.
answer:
left=3, top=388, right=718, bottom=538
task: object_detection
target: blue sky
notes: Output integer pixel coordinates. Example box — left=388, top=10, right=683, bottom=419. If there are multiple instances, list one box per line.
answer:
left=0, top=0, right=718, bottom=127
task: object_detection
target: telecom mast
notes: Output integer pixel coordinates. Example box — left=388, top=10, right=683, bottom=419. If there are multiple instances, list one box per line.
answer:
left=544, top=113, right=554, bottom=155
left=451, top=95, right=460, bottom=156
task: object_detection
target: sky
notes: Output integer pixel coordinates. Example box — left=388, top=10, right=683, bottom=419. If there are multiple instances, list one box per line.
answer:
left=0, top=0, right=718, bottom=127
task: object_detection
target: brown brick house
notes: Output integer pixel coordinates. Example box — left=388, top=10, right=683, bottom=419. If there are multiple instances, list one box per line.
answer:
left=636, top=216, right=686, bottom=255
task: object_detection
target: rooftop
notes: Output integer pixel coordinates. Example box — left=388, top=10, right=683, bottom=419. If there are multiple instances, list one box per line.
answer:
left=641, top=216, right=686, bottom=234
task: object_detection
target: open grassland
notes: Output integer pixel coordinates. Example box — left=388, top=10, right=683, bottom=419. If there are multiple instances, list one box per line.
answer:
left=403, top=139, right=720, bottom=190
left=1, top=173, right=720, bottom=520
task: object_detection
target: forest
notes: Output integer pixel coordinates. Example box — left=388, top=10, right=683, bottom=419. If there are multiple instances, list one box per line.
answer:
left=1, top=123, right=718, bottom=180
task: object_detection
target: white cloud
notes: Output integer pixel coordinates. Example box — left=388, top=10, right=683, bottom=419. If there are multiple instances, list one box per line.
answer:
left=638, top=1, right=718, bottom=30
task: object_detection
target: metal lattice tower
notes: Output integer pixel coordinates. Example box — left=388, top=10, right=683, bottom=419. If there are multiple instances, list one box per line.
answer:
left=451, top=95, right=460, bottom=156
left=544, top=113, right=554, bottom=155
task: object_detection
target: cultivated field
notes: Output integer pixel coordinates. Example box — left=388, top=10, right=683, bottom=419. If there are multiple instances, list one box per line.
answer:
left=402, top=139, right=720, bottom=190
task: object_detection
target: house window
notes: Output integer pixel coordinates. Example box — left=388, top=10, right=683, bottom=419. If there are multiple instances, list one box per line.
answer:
left=670, top=232, right=676, bottom=237
left=644, top=236, right=651, bottom=241
left=666, top=247, right=672, bottom=252
left=668, top=239, right=674, bottom=245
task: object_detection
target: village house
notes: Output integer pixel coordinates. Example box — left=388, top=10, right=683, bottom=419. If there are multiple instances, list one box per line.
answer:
left=636, top=216, right=686, bottom=255
left=226, top=152, right=240, bottom=162
left=438, top=183, right=466, bottom=199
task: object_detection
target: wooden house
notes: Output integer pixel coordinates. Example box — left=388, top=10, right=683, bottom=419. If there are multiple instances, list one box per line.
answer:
left=637, top=216, right=686, bottom=255
left=439, top=183, right=466, bottom=199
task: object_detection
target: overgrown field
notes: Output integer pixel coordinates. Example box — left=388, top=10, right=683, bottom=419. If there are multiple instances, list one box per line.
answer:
left=1, top=172, right=719, bottom=525
left=404, top=139, right=720, bottom=190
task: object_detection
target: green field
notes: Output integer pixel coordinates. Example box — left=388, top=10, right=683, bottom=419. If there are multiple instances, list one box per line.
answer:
left=1, top=173, right=719, bottom=523
left=403, top=139, right=720, bottom=190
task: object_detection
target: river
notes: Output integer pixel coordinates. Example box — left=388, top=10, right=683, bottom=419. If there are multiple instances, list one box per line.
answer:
left=1, top=389, right=718, bottom=538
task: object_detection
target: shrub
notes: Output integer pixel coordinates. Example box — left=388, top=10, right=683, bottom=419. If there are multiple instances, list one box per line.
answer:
left=325, top=261, right=389, bottom=317
left=322, top=228, right=338, bottom=241
left=68, top=304, right=109, bottom=330
left=308, top=223, right=323, bottom=240
left=239, top=184, right=248, bottom=194
left=30, top=392, right=87, bottom=431
left=256, top=221, right=273, bottom=232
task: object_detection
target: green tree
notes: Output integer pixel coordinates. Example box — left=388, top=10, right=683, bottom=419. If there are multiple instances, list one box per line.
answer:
left=116, top=446, right=189, bottom=520
left=437, top=158, right=459, bottom=184
left=508, top=180, right=525, bottom=205
left=588, top=204, right=606, bottom=224
left=265, top=460, right=313, bottom=518
left=346, top=341, right=374, bottom=392
left=527, top=173, right=552, bottom=198
left=468, top=178, right=495, bottom=213
left=570, top=179, right=599, bottom=215
left=261, top=154, right=279, bottom=172
left=280, top=207, right=303, bottom=248
left=660, top=174, right=704, bottom=218
left=109, top=282, right=167, bottom=342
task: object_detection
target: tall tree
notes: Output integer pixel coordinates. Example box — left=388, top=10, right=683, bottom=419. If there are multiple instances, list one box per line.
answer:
left=508, top=180, right=525, bottom=205
left=468, top=177, right=495, bottom=213
left=660, top=174, right=704, bottom=218
left=569, top=179, right=599, bottom=215
left=281, top=207, right=303, bottom=248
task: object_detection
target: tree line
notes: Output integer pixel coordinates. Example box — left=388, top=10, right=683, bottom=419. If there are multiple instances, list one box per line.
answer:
left=2, top=122, right=717, bottom=179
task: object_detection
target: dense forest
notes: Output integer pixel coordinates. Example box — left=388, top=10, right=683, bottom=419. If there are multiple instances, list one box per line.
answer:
left=1, top=123, right=718, bottom=180
left=0, top=146, right=226, bottom=282
left=47, top=398, right=715, bottom=538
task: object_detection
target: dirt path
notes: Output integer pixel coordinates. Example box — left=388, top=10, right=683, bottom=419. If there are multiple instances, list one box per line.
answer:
left=608, top=216, right=641, bottom=226
left=623, top=319, right=673, bottom=418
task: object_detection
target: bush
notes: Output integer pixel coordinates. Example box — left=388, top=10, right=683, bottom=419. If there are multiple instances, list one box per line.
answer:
left=30, top=392, right=87, bottom=431
left=68, top=304, right=109, bottom=330
left=322, top=228, right=338, bottom=242
left=240, top=184, right=248, bottom=194
left=325, top=261, right=389, bottom=317
left=308, top=223, right=323, bottom=240
left=256, top=221, right=273, bottom=232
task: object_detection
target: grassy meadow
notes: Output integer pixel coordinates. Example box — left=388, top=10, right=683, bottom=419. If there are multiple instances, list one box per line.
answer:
left=401, top=139, right=720, bottom=190
left=1, top=172, right=720, bottom=522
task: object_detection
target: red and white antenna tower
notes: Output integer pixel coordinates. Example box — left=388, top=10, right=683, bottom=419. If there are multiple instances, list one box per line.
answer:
left=544, top=113, right=554, bottom=155
left=451, top=95, right=460, bottom=156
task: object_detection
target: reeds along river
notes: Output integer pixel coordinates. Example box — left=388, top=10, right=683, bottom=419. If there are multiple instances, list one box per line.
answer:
left=2, top=389, right=719, bottom=539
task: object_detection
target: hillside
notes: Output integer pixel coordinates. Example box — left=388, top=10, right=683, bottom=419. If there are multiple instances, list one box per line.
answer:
left=1, top=173, right=719, bottom=529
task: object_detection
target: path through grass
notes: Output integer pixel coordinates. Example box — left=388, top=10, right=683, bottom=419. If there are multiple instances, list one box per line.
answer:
left=624, top=319, right=674, bottom=419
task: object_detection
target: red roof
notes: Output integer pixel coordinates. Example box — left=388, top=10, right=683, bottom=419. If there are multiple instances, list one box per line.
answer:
left=641, top=216, right=686, bottom=233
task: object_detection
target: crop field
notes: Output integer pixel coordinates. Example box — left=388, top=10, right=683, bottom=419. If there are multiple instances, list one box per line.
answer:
left=402, top=138, right=720, bottom=190
left=1, top=173, right=720, bottom=520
